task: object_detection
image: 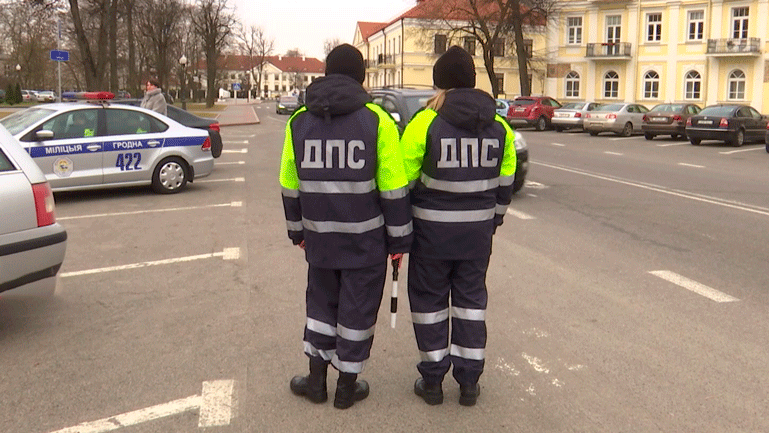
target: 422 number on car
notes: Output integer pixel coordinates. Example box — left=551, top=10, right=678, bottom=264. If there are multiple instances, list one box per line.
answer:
left=115, top=152, right=142, bottom=171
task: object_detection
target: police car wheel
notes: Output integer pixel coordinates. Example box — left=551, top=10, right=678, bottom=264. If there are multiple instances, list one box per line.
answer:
left=152, top=157, right=189, bottom=194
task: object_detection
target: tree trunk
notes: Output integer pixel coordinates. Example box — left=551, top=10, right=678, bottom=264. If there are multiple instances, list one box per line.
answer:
left=205, top=48, right=217, bottom=108
left=127, top=0, right=136, bottom=96
left=109, top=0, right=118, bottom=92
left=69, top=0, right=99, bottom=89
left=482, top=45, right=498, bottom=98
left=511, top=0, right=531, bottom=96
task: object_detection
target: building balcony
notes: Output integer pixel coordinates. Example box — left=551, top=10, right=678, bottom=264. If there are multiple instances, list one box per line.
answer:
left=706, top=38, right=761, bottom=56
left=377, top=54, right=397, bottom=68
left=585, top=42, right=632, bottom=59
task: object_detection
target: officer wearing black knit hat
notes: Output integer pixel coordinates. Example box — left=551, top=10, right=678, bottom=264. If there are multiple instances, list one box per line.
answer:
left=280, top=43, right=412, bottom=409
left=401, top=45, right=517, bottom=407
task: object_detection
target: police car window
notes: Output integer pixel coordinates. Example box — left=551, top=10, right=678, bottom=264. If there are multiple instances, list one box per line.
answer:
left=105, top=109, right=168, bottom=135
left=0, top=148, right=14, bottom=172
left=382, top=98, right=399, bottom=115
left=40, top=109, right=99, bottom=140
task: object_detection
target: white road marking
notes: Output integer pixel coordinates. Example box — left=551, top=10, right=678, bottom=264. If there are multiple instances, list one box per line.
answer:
left=507, top=208, right=535, bottom=220
left=61, top=248, right=240, bottom=278
left=522, top=353, right=550, bottom=374
left=719, top=147, right=764, bottom=155
left=677, top=162, right=705, bottom=168
left=267, top=116, right=285, bottom=122
left=216, top=161, right=245, bottom=165
left=609, top=136, right=640, bottom=141
left=58, top=202, right=242, bottom=221
left=48, top=380, right=234, bottom=433
left=524, top=180, right=548, bottom=189
left=526, top=193, right=538, bottom=197
left=649, top=270, right=739, bottom=303
left=533, top=161, right=769, bottom=217
left=604, top=151, right=623, bottom=156
left=656, top=142, right=687, bottom=147
left=223, top=140, right=248, bottom=145
left=550, top=142, right=566, bottom=147
left=223, top=133, right=255, bottom=138
left=198, top=177, right=245, bottom=183
left=222, top=148, right=248, bottom=154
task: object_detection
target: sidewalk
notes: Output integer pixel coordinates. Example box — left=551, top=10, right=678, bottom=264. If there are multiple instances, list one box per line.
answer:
left=215, top=102, right=261, bottom=127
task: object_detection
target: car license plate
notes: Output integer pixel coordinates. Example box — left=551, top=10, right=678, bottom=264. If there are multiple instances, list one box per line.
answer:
left=652, top=117, right=667, bottom=122
left=699, top=120, right=713, bottom=125
left=556, top=113, right=568, bottom=117
left=515, top=107, right=525, bottom=112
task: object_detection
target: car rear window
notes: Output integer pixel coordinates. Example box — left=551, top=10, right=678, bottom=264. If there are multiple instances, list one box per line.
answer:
left=512, top=99, right=535, bottom=106
left=404, top=96, right=431, bottom=119
left=651, top=104, right=684, bottom=112
left=596, top=104, right=624, bottom=111
left=280, top=97, right=298, bottom=103
left=560, top=103, right=584, bottom=110
left=699, top=106, right=737, bottom=116
left=0, top=148, right=15, bottom=172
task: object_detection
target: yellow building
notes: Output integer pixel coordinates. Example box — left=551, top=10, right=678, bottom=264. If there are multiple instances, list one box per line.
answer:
left=546, top=0, right=769, bottom=111
left=353, top=1, right=547, bottom=98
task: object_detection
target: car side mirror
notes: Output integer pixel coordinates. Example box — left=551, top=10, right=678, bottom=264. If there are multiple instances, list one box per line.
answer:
left=35, top=130, right=54, bottom=141
left=390, top=112, right=401, bottom=123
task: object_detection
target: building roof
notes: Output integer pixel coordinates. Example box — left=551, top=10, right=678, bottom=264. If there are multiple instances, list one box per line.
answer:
left=357, top=21, right=387, bottom=41
left=196, top=54, right=325, bottom=73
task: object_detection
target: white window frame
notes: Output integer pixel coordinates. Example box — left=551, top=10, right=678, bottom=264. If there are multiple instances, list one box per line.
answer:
left=604, top=71, right=619, bottom=98
left=565, top=71, right=580, bottom=98
left=732, top=7, right=749, bottom=40
left=567, top=17, right=582, bottom=45
left=643, top=71, right=660, bottom=99
left=684, top=71, right=702, bottom=100
left=687, top=10, right=704, bottom=41
left=646, top=13, right=662, bottom=42
left=727, top=70, right=746, bottom=100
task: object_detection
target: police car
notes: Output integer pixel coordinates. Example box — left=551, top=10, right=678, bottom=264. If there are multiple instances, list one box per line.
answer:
left=0, top=91, right=214, bottom=194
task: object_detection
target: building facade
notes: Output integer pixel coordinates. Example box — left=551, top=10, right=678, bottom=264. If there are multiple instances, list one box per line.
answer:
left=546, top=0, right=769, bottom=111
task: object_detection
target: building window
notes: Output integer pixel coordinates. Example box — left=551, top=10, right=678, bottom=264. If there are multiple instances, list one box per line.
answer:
left=728, top=70, right=746, bottom=100
left=565, top=71, right=580, bottom=98
left=732, top=7, right=749, bottom=39
left=522, top=39, right=533, bottom=58
left=434, top=34, right=447, bottom=54
left=684, top=70, right=701, bottom=100
left=493, top=38, right=505, bottom=57
left=464, top=37, right=476, bottom=56
left=274, top=84, right=279, bottom=91
left=604, top=71, right=619, bottom=98
left=688, top=10, right=704, bottom=40
left=567, top=17, right=582, bottom=44
left=646, top=13, right=662, bottom=42
left=495, top=73, right=504, bottom=92
left=643, top=71, right=660, bottom=99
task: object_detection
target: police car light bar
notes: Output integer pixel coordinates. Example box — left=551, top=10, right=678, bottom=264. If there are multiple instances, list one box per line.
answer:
left=62, top=91, right=115, bottom=100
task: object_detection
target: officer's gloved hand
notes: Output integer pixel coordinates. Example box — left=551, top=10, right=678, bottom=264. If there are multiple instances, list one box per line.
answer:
left=390, top=253, right=403, bottom=268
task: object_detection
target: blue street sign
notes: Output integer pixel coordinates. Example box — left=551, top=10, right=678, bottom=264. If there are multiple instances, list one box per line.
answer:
left=232, top=83, right=241, bottom=91
left=50, top=50, right=69, bottom=61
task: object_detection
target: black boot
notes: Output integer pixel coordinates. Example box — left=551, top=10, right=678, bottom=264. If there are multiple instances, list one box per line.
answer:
left=414, top=378, right=443, bottom=405
left=290, top=357, right=328, bottom=403
left=459, top=382, right=480, bottom=407
left=333, top=372, right=369, bottom=409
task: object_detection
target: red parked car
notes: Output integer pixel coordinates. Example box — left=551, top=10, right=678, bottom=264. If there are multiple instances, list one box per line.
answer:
left=506, top=96, right=562, bottom=131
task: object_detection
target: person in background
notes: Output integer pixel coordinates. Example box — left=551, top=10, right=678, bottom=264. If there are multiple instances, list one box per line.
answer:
left=400, top=46, right=516, bottom=407
left=279, top=44, right=412, bottom=410
left=140, top=78, right=167, bottom=116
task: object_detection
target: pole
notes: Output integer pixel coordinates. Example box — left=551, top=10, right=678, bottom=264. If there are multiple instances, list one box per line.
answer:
left=390, top=257, right=399, bottom=328
left=57, top=19, right=62, bottom=102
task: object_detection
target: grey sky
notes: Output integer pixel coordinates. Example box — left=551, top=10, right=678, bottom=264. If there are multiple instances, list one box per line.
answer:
left=232, top=0, right=416, bottom=60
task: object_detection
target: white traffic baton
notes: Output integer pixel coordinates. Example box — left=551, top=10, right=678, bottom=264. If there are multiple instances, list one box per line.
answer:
left=390, top=257, right=399, bottom=328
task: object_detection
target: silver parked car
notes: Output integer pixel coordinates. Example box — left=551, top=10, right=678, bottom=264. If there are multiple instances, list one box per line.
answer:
left=0, top=124, right=67, bottom=296
left=584, top=103, right=650, bottom=137
left=0, top=101, right=214, bottom=194
left=552, top=102, right=603, bottom=132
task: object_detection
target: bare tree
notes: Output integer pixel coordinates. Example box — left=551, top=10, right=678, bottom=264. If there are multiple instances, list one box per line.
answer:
left=192, top=0, right=236, bottom=107
left=136, top=0, right=184, bottom=90
left=0, top=0, right=59, bottom=89
left=284, top=48, right=303, bottom=57
left=68, top=0, right=111, bottom=90
left=323, top=37, right=342, bottom=57
left=238, top=24, right=273, bottom=100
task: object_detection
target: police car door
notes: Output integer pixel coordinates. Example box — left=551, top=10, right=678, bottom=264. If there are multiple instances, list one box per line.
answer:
left=102, top=108, right=165, bottom=184
left=20, top=108, right=103, bottom=189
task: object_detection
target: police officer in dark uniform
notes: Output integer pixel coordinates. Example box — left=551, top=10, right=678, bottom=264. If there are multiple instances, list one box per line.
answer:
left=401, top=46, right=516, bottom=407
left=279, top=44, right=412, bottom=409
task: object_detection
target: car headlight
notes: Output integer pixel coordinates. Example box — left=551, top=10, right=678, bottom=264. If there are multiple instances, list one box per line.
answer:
left=513, top=131, right=528, bottom=151
left=278, top=104, right=285, bottom=109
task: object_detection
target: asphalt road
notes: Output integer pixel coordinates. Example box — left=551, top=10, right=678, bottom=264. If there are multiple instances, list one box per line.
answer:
left=2, top=105, right=769, bottom=432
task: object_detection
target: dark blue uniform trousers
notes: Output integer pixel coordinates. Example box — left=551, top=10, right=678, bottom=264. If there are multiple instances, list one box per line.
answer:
left=408, top=256, right=489, bottom=386
left=303, top=263, right=386, bottom=374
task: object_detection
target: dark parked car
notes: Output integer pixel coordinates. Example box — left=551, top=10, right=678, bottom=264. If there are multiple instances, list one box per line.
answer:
left=113, top=99, right=223, bottom=158
left=506, top=96, right=562, bottom=131
left=642, top=103, right=701, bottom=140
left=685, top=104, right=768, bottom=146
left=276, top=96, right=300, bottom=114
left=371, top=87, right=529, bottom=194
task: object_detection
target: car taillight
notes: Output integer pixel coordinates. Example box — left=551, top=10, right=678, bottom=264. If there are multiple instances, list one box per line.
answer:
left=586, top=113, right=591, bottom=118
left=686, top=117, right=692, bottom=126
left=201, top=137, right=211, bottom=151
left=642, top=115, right=648, bottom=122
left=32, top=182, right=56, bottom=227
left=574, top=112, right=581, bottom=118
left=209, top=122, right=220, bottom=133
left=719, top=118, right=729, bottom=128
left=673, top=115, right=682, bottom=122
left=608, top=114, right=617, bottom=119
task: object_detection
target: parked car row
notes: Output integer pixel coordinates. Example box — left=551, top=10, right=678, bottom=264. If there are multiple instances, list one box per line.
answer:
left=497, top=96, right=769, bottom=149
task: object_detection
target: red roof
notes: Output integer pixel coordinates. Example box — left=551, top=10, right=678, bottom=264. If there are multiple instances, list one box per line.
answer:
left=358, top=21, right=387, bottom=41
left=196, top=54, right=324, bottom=73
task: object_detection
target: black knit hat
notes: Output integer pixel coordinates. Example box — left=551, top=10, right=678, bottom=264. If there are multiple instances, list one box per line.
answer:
left=433, top=46, right=476, bottom=89
left=325, top=44, right=366, bottom=84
